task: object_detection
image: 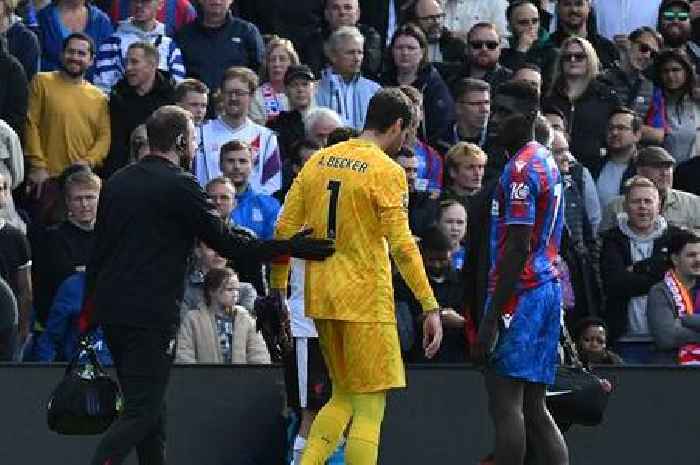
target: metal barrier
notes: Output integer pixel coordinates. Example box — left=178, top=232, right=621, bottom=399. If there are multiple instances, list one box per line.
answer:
left=4, top=364, right=697, bottom=464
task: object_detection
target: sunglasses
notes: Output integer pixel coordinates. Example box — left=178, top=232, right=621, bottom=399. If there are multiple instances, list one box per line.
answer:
left=662, top=11, right=690, bottom=21
left=470, top=40, right=499, bottom=50
left=562, top=52, right=587, bottom=62
left=516, top=18, right=539, bottom=26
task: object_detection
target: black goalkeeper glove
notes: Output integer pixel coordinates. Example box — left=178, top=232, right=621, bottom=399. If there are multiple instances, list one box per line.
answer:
left=284, top=228, right=335, bottom=260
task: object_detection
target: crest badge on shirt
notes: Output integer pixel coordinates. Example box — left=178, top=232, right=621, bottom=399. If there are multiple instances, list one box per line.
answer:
left=252, top=208, right=263, bottom=223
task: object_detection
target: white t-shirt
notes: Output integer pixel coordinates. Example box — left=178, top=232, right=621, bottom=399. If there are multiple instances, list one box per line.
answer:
left=288, top=258, right=317, bottom=338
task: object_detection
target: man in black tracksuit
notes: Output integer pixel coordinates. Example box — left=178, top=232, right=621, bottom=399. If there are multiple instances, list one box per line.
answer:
left=87, top=106, right=333, bottom=465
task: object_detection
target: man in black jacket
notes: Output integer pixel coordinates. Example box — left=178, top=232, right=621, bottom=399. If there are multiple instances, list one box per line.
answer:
left=298, top=0, right=383, bottom=80
left=0, top=35, right=27, bottom=141
left=104, top=42, right=176, bottom=177
left=176, top=0, right=264, bottom=100
left=87, top=105, right=333, bottom=465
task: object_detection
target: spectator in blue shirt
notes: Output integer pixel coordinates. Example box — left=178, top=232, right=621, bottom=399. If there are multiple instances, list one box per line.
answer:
left=36, top=0, right=113, bottom=80
left=219, top=139, right=280, bottom=240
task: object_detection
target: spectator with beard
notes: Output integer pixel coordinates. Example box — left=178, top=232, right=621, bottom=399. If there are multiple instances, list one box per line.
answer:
left=299, top=0, right=382, bottom=80
left=544, top=36, right=620, bottom=177
left=408, top=0, right=465, bottom=66
left=24, top=33, right=110, bottom=201
left=647, top=229, right=700, bottom=364
left=36, top=0, right=113, bottom=80
left=445, top=22, right=512, bottom=97
left=545, top=0, right=618, bottom=70
left=601, top=27, right=661, bottom=129
left=656, top=0, right=698, bottom=68
left=395, top=147, right=439, bottom=238
left=380, top=23, right=455, bottom=144
left=597, top=108, right=641, bottom=210
left=434, top=78, right=490, bottom=154
left=500, top=1, right=558, bottom=92
left=600, top=146, right=700, bottom=232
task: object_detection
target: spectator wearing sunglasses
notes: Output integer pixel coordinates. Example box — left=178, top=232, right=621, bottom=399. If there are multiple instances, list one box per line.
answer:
left=500, top=1, right=558, bottom=92
left=657, top=1, right=700, bottom=73
left=444, top=22, right=512, bottom=98
left=545, top=0, right=619, bottom=71
left=544, top=36, right=620, bottom=177
left=601, top=27, right=662, bottom=130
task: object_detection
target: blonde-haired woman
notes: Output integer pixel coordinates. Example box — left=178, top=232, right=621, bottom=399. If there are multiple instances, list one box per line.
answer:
left=544, top=36, right=620, bottom=177
left=249, top=36, right=301, bottom=125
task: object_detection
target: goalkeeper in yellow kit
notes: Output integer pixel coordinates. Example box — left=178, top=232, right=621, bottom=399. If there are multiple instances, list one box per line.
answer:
left=270, top=88, right=443, bottom=465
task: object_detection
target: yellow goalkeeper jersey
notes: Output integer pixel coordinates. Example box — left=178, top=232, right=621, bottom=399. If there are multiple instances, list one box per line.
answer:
left=270, top=138, right=438, bottom=323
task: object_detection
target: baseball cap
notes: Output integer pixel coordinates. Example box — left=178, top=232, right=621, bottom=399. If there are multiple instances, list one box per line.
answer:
left=660, top=0, right=690, bottom=11
left=284, top=65, right=315, bottom=86
left=636, top=146, right=676, bottom=166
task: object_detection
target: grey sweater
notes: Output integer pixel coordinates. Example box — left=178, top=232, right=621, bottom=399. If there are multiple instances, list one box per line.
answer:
left=646, top=280, right=700, bottom=364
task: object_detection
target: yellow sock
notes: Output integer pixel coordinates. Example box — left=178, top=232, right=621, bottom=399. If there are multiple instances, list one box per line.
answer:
left=345, top=391, right=386, bottom=465
left=300, top=389, right=352, bottom=465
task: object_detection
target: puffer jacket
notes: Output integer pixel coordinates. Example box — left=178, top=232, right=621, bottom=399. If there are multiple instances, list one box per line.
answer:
left=176, top=303, right=271, bottom=364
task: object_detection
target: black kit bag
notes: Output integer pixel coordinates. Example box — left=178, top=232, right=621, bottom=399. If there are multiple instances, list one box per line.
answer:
left=47, top=338, right=123, bottom=435
left=546, top=325, right=611, bottom=427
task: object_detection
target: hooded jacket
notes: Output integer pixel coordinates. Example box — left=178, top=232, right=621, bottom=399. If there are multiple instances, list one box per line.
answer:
left=104, top=70, right=176, bottom=177
left=600, top=216, right=676, bottom=342
left=93, top=19, right=186, bottom=93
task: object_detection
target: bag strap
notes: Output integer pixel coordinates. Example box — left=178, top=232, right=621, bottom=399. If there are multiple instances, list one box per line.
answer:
left=560, top=322, right=584, bottom=369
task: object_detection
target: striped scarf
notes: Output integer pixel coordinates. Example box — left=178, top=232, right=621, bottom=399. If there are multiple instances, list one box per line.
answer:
left=664, top=270, right=700, bottom=365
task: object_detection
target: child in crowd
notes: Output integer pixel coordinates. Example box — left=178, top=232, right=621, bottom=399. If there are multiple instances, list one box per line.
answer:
left=575, top=317, right=624, bottom=366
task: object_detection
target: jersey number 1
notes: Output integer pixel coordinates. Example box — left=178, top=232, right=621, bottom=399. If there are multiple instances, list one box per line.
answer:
left=327, top=180, right=341, bottom=239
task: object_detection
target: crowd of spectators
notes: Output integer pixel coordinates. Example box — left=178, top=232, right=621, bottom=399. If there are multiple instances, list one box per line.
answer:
left=3, top=0, right=700, bottom=369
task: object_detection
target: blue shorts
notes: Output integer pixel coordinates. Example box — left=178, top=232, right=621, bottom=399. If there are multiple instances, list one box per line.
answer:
left=487, top=280, right=562, bottom=385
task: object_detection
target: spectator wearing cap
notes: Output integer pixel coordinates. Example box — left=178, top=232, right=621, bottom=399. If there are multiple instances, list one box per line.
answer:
left=249, top=37, right=300, bottom=125
left=267, top=64, right=316, bottom=163
left=315, top=26, right=381, bottom=130
left=600, top=146, right=700, bottom=232
left=544, top=0, right=619, bottom=70
left=596, top=107, right=641, bottom=210
left=592, top=0, right=663, bottom=42
left=600, top=27, right=661, bottom=126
